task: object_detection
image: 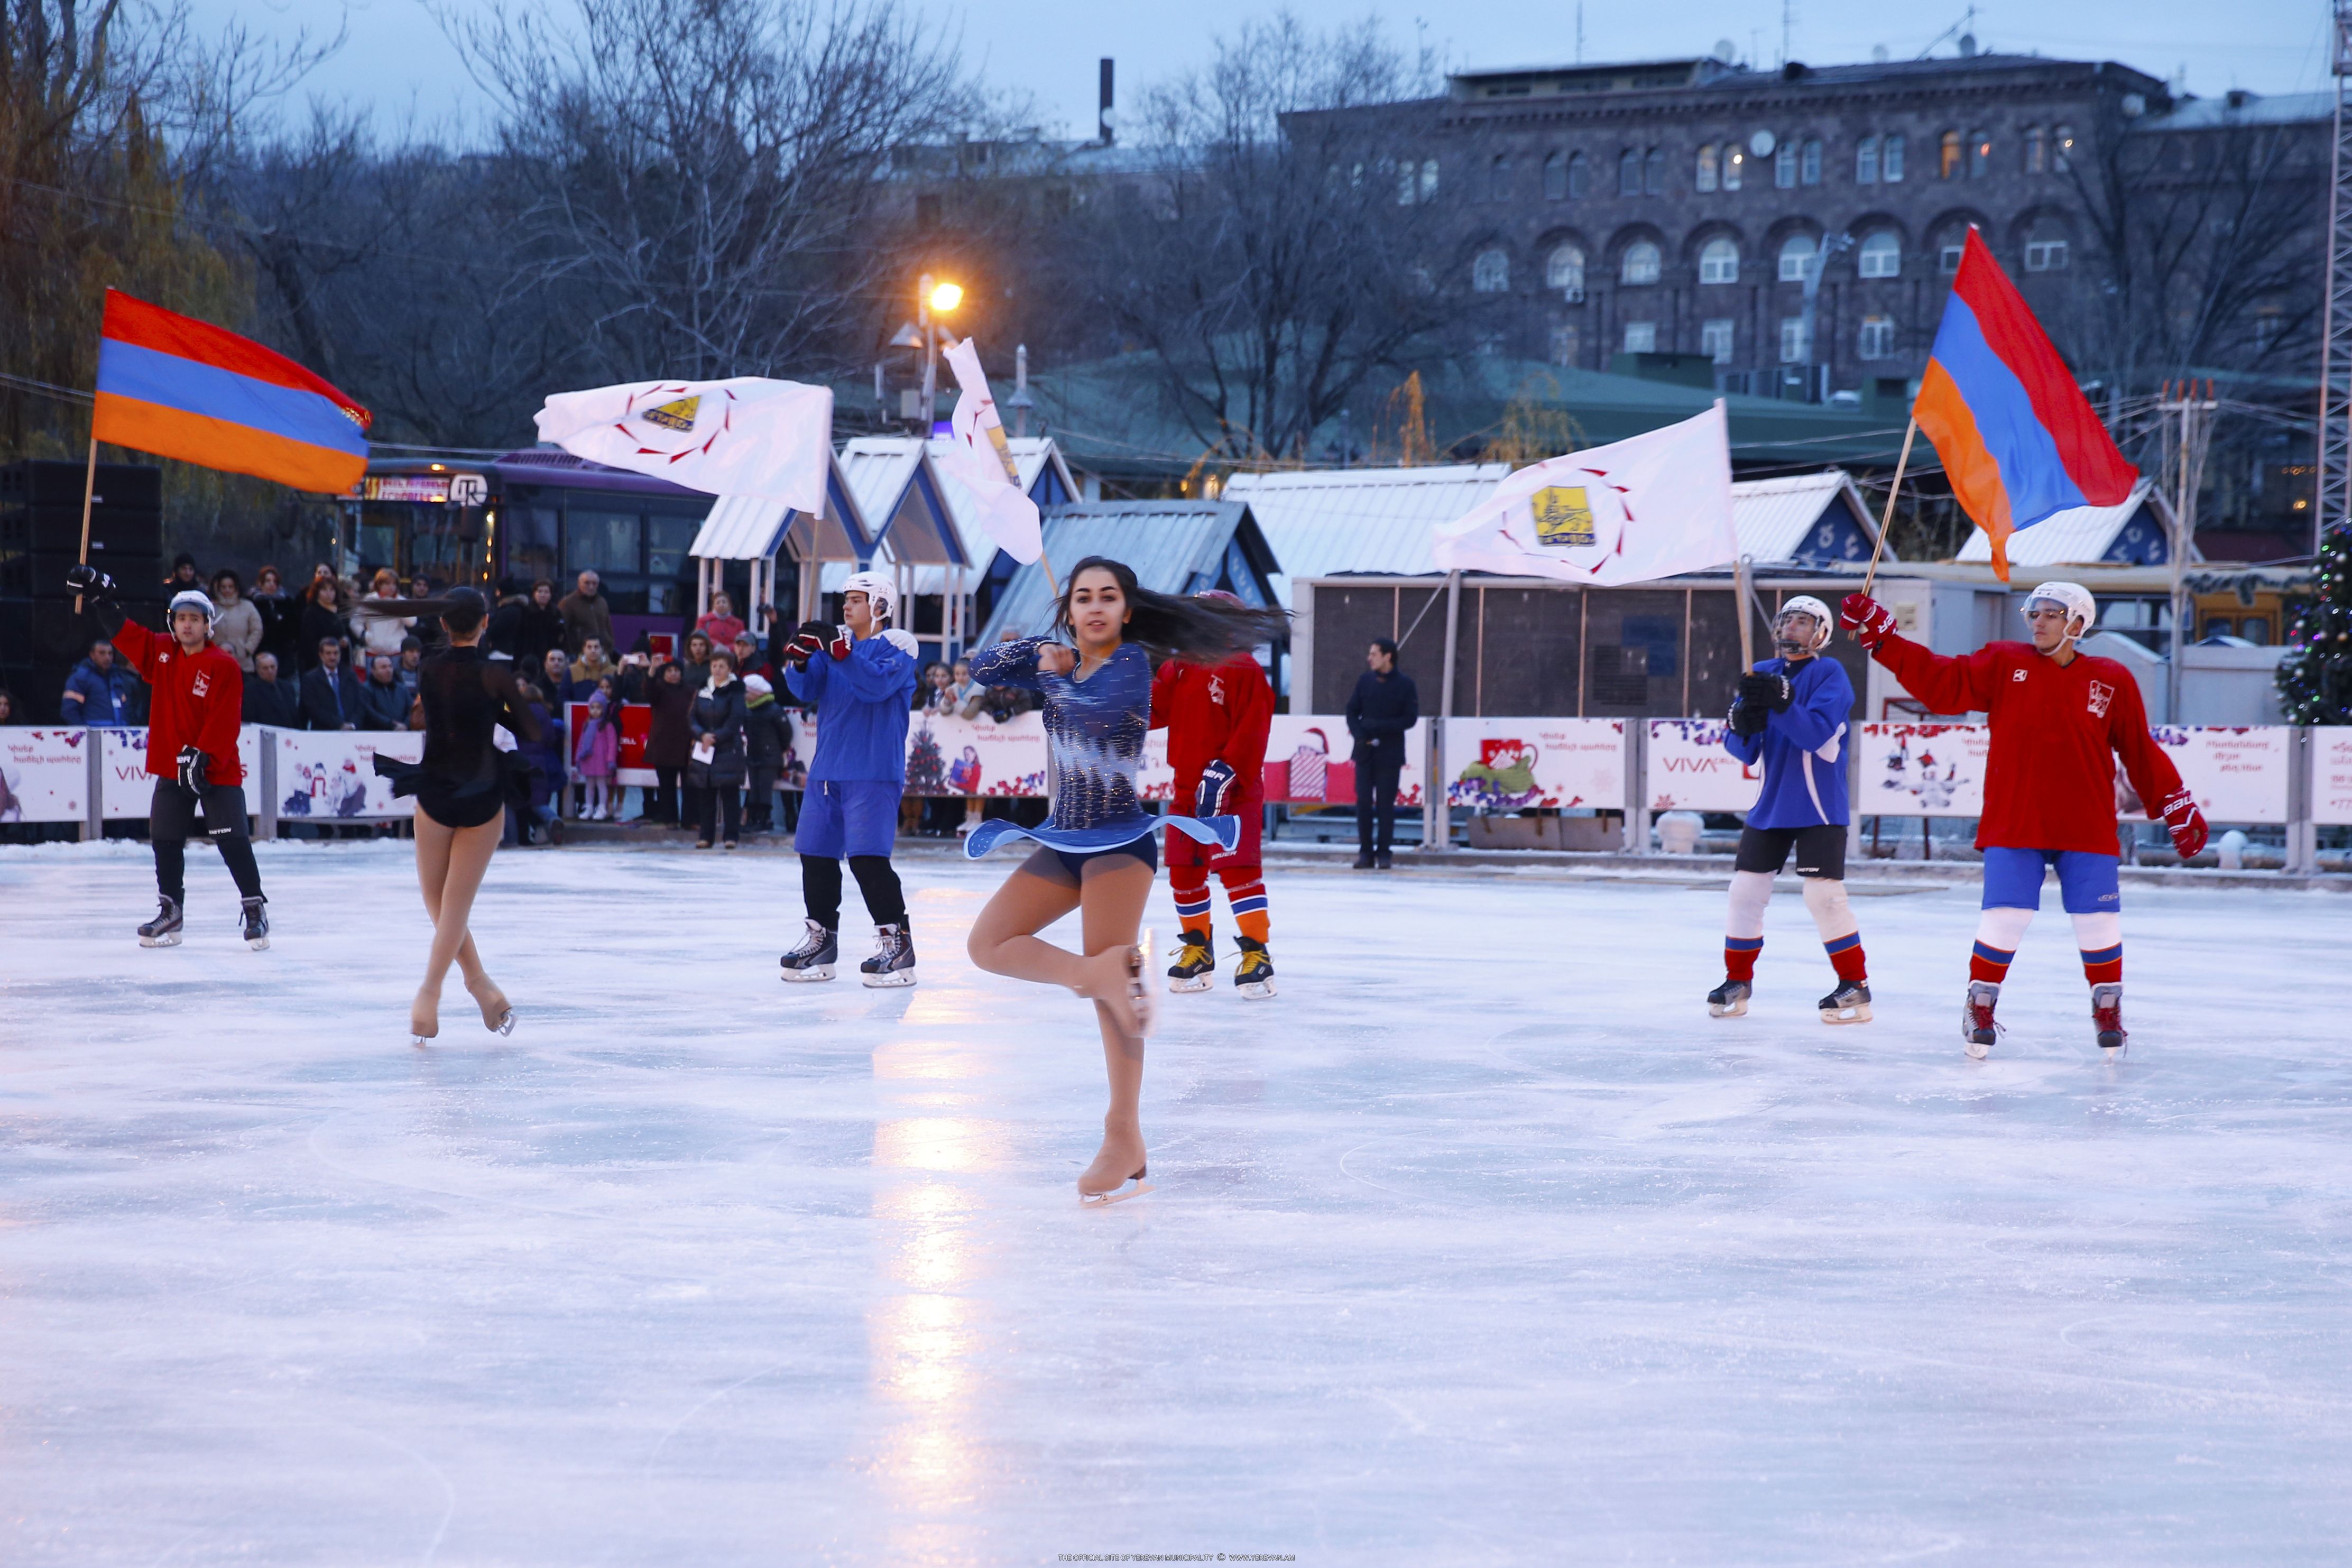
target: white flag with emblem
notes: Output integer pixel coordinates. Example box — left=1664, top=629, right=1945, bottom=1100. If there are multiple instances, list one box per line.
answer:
left=936, top=337, right=1044, bottom=564
left=1430, top=402, right=1735, bottom=586
left=532, top=376, right=834, bottom=510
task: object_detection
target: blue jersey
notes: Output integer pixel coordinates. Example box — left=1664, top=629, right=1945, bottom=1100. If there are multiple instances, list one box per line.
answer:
left=1723, top=654, right=1853, bottom=829
left=784, top=634, right=917, bottom=784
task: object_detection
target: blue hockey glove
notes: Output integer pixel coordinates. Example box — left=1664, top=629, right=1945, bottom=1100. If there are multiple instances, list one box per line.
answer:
left=1194, top=758, right=1238, bottom=817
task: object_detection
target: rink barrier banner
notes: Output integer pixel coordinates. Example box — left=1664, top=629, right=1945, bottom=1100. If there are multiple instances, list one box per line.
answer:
left=1857, top=722, right=1992, bottom=818
left=100, top=726, right=269, bottom=819
left=0, top=728, right=95, bottom=823
left=1644, top=719, right=1763, bottom=814
left=2317, top=727, right=2352, bottom=827
left=271, top=728, right=425, bottom=820
left=906, top=712, right=1048, bottom=797
left=1443, top=718, right=1628, bottom=812
left=2143, top=726, right=2292, bottom=826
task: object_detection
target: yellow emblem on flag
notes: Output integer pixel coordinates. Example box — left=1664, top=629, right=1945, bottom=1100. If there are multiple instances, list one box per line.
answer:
left=642, top=395, right=702, bottom=432
left=1531, top=486, right=1595, bottom=548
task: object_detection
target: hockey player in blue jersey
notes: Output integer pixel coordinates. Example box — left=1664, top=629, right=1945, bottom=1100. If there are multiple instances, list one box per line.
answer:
left=777, top=570, right=923, bottom=986
left=1708, top=595, right=1872, bottom=1025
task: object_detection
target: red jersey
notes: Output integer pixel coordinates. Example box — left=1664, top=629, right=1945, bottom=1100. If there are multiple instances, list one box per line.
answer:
left=1149, top=652, right=1273, bottom=801
left=1874, top=633, right=2181, bottom=855
left=110, top=619, right=246, bottom=785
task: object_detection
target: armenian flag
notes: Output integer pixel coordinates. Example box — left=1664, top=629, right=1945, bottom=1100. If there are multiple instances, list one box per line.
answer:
left=93, top=289, right=371, bottom=493
left=1913, top=229, right=2136, bottom=580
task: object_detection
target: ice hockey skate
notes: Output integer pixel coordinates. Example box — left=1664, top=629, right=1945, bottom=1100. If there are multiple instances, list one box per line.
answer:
left=779, top=920, right=839, bottom=982
left=239, top=896, right=270, bottom=951
left=1818, top=980, right=1871, bottom=1025
left=2091, top=983, right=2128, bottom=1053
left=1963, top=981, right=2003, bottom=1058
left=860, top=923, right=916, bottom=987
left=137, top=896, right=183, bottom=948
left=1707, top=978, right=1751, bottom=1017
left=1167, top=932, right=1215, bottom=992
left=1233, top=934, right=1277, bottom=999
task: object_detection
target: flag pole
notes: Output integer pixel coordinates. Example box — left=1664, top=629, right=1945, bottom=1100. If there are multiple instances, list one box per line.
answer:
left=1733, top=552, right=1755, bottom=674
left=71, top=427, right=98, bottom=613
left=1860, top=417, right=1917, bottom=601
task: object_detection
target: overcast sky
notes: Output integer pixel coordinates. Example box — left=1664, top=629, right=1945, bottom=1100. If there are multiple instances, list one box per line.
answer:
left=193, top=0, right=2332, bottom=144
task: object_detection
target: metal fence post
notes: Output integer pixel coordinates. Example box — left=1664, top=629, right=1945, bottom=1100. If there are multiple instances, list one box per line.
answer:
left=2286, top=725, right=2317, bottom=875
left=1626, top=720, right=1652, bottom=853
left=257, top=727, right=279, bottom=842
left=82, top=727, right=103, bottom=842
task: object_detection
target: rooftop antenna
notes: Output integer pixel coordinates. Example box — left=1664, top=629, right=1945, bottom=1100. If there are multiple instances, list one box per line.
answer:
left=1781, top=0, right=1793, bottom=67
left=1576, top=0, right=1584, bottom=64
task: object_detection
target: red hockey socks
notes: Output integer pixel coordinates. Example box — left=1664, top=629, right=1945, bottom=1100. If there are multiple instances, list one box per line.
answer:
left=1971, top=906, right=2034, bottom=986
left=1824, top=933, right=1868, bottom=984
left=2071, top=914, right=2124, bottom=988
left=1221, top=869, right=1270, bottom=945
left=2080, top=946, right=2123, bottom=986
left=1724, top=936, right=1763, bottom=983
left=1171, top=867, right=1213, bottom=943
left=1969, top=943, right=2014, bottom=985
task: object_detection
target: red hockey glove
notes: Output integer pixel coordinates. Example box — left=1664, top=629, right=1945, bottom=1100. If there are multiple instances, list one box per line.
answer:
left=2159, top=787, right=2208, bottom=860
left=1840, top=593, right=1897, bottom=650
left=1194, top=758, right=1238, bottom=817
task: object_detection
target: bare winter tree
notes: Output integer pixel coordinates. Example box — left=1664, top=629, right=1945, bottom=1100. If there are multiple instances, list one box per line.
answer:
left=445, top=0, right=976, bottom=385
left=1057, top=14, right=1479, bottom=462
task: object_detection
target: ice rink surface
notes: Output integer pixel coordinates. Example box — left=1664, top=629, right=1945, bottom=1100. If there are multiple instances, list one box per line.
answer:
left=2, top=839, right=2348, bottom=1566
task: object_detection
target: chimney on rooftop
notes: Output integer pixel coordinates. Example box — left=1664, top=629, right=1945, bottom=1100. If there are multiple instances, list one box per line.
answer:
left=1099, top=58, right=1115, bottom=145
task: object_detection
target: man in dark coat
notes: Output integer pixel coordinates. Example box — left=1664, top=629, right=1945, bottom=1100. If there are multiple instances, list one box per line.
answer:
left=557, top=570, right=615, bottom=658
left=242, top=651, right=303, bottom=728
left=299, top=638, right=364, bottom=731
left=1343, top=637, right=1420, bottom=869
left=355, top=652, right=409, bottom=731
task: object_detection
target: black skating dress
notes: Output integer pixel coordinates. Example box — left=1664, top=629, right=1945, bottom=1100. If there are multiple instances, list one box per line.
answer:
left=373, top=644, right=540, bottom=829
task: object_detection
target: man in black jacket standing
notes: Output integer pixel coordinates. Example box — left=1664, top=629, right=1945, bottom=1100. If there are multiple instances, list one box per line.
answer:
left=299, top=638, right=363, bottom=731
left=242, top=651, right=303, bottom=728
left=1344, top=637, right=1419, bottom=869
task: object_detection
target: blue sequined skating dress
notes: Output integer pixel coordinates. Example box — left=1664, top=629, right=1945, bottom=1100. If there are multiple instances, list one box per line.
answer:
left=962, top=637, right=1240, bottom=860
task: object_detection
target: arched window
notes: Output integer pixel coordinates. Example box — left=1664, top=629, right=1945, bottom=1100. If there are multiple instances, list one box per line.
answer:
left=1968, top=130, right=1991, bottom=179
left=1695, top=143, right=1720, bottom=192
left=1939, top=130, right=1962, bottom=179
left=1420, top=159, right=1440, bottom=201
left=2024, top=125, right=2047, bottom=173
left=2024, top=224, right=2070, bottom=272
left=1857, top=230, right=1902, bottom=278
left=1699, top=237, right=1740, bottom=284
left=1883, top=133, right=1906, bottom=181
left=2053, top=125, right=2075, bottom=171
left=1620, top=241, right=1662, bottom=285
left=1858, top=316, right=1895, bottom=359
left=1723, top=145, right=1745, bottom=190
left=1547, top=243, right=1587, bottom=299
left=1488, top=153, right=1510, bottom=202
left=1856, top=135, right=1880, bottom=183
left=1644, top=146, right=1665, bottom=194
left=1777, top=233, right=1817, bottom=283
left=1800, top=137, right=1822, bottom=185
left=1618, top=149, right=1643, bottom=195
left=1567, top=151, right=1588, bottom=198
left=1473, top=248, right=1510, bottom=292
left=1543, top=151, right=1566, bottom=201
left=1775, top=140, right=1797, bottom=188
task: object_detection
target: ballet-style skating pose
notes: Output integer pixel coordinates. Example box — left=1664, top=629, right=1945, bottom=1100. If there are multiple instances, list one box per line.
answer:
left=962, top=558, right=1287, bottom=1204
left=361, top=589, right=538, bottom=1045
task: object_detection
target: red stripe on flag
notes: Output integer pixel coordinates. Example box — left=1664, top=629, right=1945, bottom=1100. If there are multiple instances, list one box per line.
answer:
left=1950, top=232, right=2134, bottom=506
left=99, top=290, right=371, bottom=432
left=93, top=392, right=368, bottom=494
left=1912, top=360, right=2021, bottom=581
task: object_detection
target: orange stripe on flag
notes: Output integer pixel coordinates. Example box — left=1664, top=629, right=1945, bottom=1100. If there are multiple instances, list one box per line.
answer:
left=93, top=392, right=366, bottom=494
left=1912, top=361, right=2018, bottom=582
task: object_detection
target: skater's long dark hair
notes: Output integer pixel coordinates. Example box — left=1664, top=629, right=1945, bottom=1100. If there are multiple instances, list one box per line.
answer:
left=356, top=587, right=487, bottom=639
left=1052, top=557, right=1287, bottom=663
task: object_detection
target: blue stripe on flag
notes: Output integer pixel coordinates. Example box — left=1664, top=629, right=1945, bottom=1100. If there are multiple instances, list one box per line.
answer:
left=96, top=340, right=368, bottom=456
left=1929, top=296, right=2089, bottom=532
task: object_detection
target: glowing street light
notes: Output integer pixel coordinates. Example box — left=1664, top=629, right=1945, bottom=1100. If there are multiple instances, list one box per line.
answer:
left=928, top=280, right=964, bottom=315
left=916, top=272, right=966, bottom=430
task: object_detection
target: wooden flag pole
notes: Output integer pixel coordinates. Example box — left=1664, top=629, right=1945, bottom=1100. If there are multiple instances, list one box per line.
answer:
left=1733, top=552, right=1755, bottom=674
left=71, top=429, right=98, bottom=613
left=1860, top=417, right=1917, bottom=602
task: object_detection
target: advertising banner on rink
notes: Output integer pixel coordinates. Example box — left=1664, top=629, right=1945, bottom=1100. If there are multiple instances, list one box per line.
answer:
left=1262, top=716, right=1426, bottom=808
left=270, top=728, right=425, bottom=820
left=1856, top=722, right=1990, bottom=818
left=2316, top=727, right=2352, bottom=827
left=2139, top=726, right=2292, bottom=824
left=102, top=726, right=268, bottom=818
left=1444, top=718, right=1628, bottom=811
left=0, top=727, right=93, bottom=822
left=903, top=712, right=1049, bottom=797
left=1644, top=718, right=1761, bottom=814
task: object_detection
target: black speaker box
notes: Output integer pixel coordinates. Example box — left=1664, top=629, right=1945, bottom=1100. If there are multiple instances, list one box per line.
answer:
left=0, top=460, right=163, bottom=513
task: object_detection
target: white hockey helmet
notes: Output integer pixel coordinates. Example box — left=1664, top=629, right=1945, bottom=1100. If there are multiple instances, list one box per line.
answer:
left=167, top=589, right=218, bottom=632
left=2022, top=580, right=2096, bottom=644
left=1773, top=594, right=1834, bottom=656
left=840, top=569, right=894, bottom=624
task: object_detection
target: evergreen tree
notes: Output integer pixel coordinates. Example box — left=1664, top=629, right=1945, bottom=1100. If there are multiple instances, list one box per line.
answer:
left=2278, top=529, right=2352, bottom=725
left=906, top=725, right=946, bottom=794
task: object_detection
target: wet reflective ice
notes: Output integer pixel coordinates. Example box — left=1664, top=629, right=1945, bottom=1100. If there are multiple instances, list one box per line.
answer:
left=1, top=841, right=2346, bottom=1564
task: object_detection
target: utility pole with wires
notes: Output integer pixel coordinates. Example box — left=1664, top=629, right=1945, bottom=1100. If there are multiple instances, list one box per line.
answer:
left=2160, top=379, right=2219, bottom=721
left=2315, top=0, right=2352, bottom=554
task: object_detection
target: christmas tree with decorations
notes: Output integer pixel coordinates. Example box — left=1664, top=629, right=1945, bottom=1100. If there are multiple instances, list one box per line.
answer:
left=2279, top=528, right=2352, bottom=725
left=906, top=724, right=946, bottom=794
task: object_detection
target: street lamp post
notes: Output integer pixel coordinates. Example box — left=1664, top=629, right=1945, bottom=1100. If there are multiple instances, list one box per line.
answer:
left=916, top=274, right=963, bottom=431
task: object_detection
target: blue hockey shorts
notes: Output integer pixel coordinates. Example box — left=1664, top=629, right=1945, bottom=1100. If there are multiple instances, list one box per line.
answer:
left=795, top=778, right=903, bottom=860
left=1981, top=847, right=2121, bottom=914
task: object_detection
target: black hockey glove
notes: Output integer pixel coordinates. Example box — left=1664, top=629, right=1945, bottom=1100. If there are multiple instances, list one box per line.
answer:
left=176, top=745, right=210, bottom=791
left=1729, top=699, right=1769, bottom=738
left=1738, top=672, right=1794, bottom=713
left=67, top=564, right=125, bottom=629
left=1194, top=758, right=1239, bottom=817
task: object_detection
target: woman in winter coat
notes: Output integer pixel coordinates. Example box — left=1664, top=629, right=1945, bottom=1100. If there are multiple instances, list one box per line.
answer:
left=643, top=659, right=695, bottom=826
left=519, top=579, right=566, bottom=672
left=210, top=569, right=265, bottom=671
left=573, top=689, right=621, bottom=820
left=300, top=576, right=352, bottom=670
left=687, top=649, right=749, bottom=849
left=740, top=673, right=790, bottom=832
left=356, top=568, right=412, bottom=662
left=252, top=565, right=301, bottom=670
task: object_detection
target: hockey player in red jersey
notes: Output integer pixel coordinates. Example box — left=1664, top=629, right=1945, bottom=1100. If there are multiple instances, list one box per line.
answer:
left=67, top=565, right=271, bottom=949
left=1841, top=581, right=2206, bottom=1055
left=1150, top=598, right=1277, bottom=998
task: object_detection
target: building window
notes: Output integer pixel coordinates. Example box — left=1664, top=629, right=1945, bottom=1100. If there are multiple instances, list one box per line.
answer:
left=1421, top=160, right=1440, bottom=201
left=1701, top=318, right=1736, bottom=364
left=1775, top=139, right=1797, bottom=188
left=1620, top=241, right=1662, bottom=285
left=1551, top=322, right=1581, bottom=365
left=2053, top=125, right=2075, bottom=171
left=1547, top=243, right=1587, bottom=300
left=1644, top=146, right=1665, bottom=195
left=1699, top=237, right=1740, bottom=283
left=1623, top=321, right=1658, bottom=354
left=1723, top=146, right=1744, bottom=190
left=1779, top=317, right=1811, bottom=363
left=1884, top=133, right=1905, bottom=181
left=1857, top=135, right=1879, bottom=183
left=1399, top=159, right=1438, bottom=204
left=1696, top=143, right=1719, bottom=192
left=1488, top=153, right=1510, bottom=202
left=1940, top=130, right=1962, bottom=179
left=1619, top=149, right=1643, bottom=195
left=2024, top=238, right=2070, bottom=272
left=1940, top=242, right=1965, bottom=273
left=1543, top=151, right=1566, bottom=200
left=1777, top=233, right=1816, bottom=283
left=1473, top=248, right=1510, bottom=292
left=2025, top=125, right=2047, bottom=173
left=1968, top=129, right=1991, bottom=179
left=1800, top=137, right=1822, bottom=185
left=1857, top=229, right=1902, bottom=278
left=1567, top=151, right=1589, bottom=198
left=1858, top=315, right=1895, bottom=359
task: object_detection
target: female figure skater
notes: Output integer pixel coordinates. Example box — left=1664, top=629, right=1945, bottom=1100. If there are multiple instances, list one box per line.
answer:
left=963, top=558, right=1286, bottom=1205
left=362, top=588, right=539, bottom=1044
